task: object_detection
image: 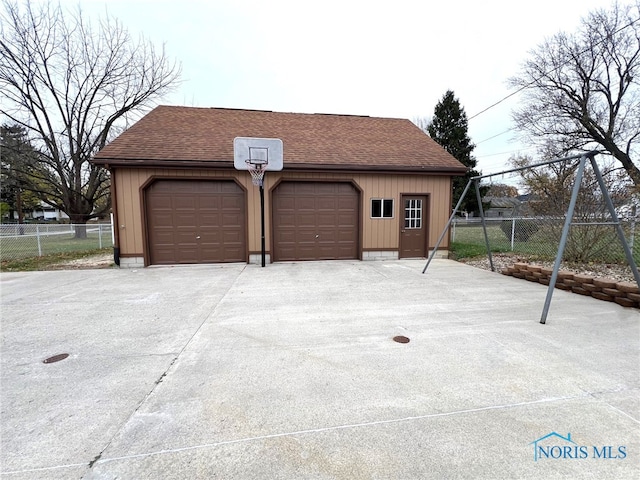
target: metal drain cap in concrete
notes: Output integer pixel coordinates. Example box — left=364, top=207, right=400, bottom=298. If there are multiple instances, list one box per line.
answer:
left=43, top=353, right=69, bottom=364
left=393, top=336, right=410, bottom=344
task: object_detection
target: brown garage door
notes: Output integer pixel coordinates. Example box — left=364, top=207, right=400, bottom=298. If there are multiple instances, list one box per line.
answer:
left=272, top=182, right=359, bottom=261
left=145, top=179, right=246, bottom=265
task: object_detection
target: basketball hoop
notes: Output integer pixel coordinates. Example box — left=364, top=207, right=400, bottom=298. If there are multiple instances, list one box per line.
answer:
left=233, top=137, right=283, bottom=268
left=246, top=160, right=267, bottom=186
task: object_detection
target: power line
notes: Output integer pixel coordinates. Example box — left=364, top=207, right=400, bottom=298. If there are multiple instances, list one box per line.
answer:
left=469, top=89, right=525, bottom=122
left=468, top=13, right=640, bottom=122
left=476, top=147, right=535, bottom=159
left=475, top=128, right=514, bottom=145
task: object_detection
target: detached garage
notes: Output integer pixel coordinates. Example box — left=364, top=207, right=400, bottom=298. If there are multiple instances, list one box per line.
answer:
left=91, top=106, right=466, bottom=268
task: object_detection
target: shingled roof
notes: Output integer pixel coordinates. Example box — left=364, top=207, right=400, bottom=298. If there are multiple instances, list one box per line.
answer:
left=92, top=106, right=467, bottom=173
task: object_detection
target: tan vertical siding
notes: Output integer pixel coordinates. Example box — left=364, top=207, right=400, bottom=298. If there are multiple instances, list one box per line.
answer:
left=114, top=168, right=453, bottom=257
left=353, top=173, right=452, bottom=250
left=117, top=168, right=143, bottom=254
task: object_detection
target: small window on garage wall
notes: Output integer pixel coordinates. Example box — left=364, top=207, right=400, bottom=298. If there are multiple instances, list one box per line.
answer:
left=371, top=198, right=394, bottom=218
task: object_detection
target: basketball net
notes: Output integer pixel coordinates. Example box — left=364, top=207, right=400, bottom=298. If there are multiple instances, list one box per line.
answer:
left=246, top=160, right=267, bottom=187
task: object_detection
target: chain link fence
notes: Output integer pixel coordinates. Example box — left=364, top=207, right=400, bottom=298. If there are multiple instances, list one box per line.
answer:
left=0, top=223, right=113, bottom=262
left=451, top=216, right=640, bottom=264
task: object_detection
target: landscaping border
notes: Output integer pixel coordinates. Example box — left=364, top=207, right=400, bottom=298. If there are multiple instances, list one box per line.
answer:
left=502, top=262, right=640, bottom=309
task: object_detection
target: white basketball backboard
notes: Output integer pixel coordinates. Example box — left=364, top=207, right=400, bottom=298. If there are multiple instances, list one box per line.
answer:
left=233, top=137, right=283, bottom=171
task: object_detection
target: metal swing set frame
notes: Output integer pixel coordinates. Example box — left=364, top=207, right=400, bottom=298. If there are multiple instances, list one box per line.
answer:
left=422, top=151, right=640, bottom=324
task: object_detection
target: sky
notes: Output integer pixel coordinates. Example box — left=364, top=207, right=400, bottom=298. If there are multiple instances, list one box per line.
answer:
left=55, top=0, right=620, bottom=176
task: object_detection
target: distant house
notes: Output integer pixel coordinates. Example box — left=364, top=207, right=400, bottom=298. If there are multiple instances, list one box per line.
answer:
left=483, top=194, right=537, bottom=218
left=4, top=202, right=69, bottom=222
left=484, top=196, right=522, bottom=218
left=31, top=202, right=69, bottom=221
left=91, top=106, right=466, bottom=268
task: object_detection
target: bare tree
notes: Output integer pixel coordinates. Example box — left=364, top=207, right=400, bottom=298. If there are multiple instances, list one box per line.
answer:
left=412, top=116, right=432, bottom=133
left=485, top=183, right=519, bottom=198
left=0, top=0, right=180, bottom=235
left=510, top=152, right=632, bottom=262
left=509, top=2, right=640, bottom=188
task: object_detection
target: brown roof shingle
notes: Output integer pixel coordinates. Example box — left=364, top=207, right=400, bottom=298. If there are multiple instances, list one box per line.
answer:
left=92, top=106, right=467, bottom=173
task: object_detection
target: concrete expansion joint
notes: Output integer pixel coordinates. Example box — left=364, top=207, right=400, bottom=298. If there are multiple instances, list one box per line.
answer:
left=579, top=385, right=640, bottom=423
left=82, top=271, right=249, bottom=475
left=89, top=393, right=591, bottom=467
left=84, top=262, right=248, bottom=472
left=82, top=354, right=182, bottom=476
left=582, top=384, right=637, bottom=395
left=86, top=352, right=181, bottom=359
left=153, top=356, right=179, bottom=386
left=81, top=272, right=244, bottom=479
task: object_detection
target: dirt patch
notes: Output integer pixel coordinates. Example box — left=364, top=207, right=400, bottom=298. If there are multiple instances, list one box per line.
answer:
left=47, top=253, right=115, bottom=270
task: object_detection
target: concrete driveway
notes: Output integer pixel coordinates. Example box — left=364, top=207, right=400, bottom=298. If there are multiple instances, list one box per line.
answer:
left=1, top=260, right=638, bottom=479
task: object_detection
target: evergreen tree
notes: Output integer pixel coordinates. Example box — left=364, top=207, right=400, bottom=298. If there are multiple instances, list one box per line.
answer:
left=0, top=124, right=42, bottom=222
left=427, top=90, right=485, bottom=214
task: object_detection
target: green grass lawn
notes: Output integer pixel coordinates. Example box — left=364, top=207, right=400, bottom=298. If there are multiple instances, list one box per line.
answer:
left=451, top=221, right=640, bottom=264
left=0, top=230, right=112, bottom=262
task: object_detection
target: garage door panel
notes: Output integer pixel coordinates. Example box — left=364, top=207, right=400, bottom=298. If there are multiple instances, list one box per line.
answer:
left=314, top=183, right=341, bottom=195
left=295, top=198, right=316, bottom=210
left=200, top=247, right=222, bottom=260
left=317, top=246, right=337, bottom=257
left=222, top=231, right=244, bottom=243
left=277, top=247, right=295, bottom=258
left=156, top=247, right=176, bottom=264
left=146, top=180, right=246, bottom=265
left=275, top=196, right=296, bottom=209
left=338, top=230, right=356, bottom=241
left=150, top=182, right=177, bottom=194
left=317, top=198, right=337, bottom=210
left=317, top=235, right=336, bottom=243
left=294, top=215, right=317, bottom=227
left=275, top=230, right=297, bottom=243
left=273, top=182, right=358, bottom=261
left=153, top=233, right=175, bottom=245
left=171, top=183, right=196, bottom=194
left=217, top=182, right=239, bottom=194
left=199, top=214, right=222, bottom=225
left=172, top=195, right=196, bottom=208
left=221, top=246, right=243, bottom=258
left=296, top=246, right=318, bottom=258
left=151, top=196, right=173, bottom=209
left=173, top=196, right=196, bottom=207
left=290, top=183, right=316, bottom=195
left=221, top=214, right=242, bottom=225
left=296, top=230, right=320, bottom=242
left=277, top=213, right=295, bottom=225
left=198, top=231, right=221, bottom=242
left=173, top=214, right=197, bottom=227
left=197, top=200, right=221, bottom=210
left=337, top=198, right=356, bottom=209
left=317, top=214, right=339, bottom=227
left=175, top=248, right=199, bottom=263
left=175, top=230, right=197, bottom=243
left=337, top=214, right=357, bottom=226
left=221, top=195, right=243, bottom=209
left=152, top=213, right=174, bottom=227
